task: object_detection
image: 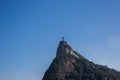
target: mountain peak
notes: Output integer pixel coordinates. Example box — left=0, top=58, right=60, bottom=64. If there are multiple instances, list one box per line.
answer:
left=56, top=40, right=79, bottom=58
left=42, top=40, right=120, bottom=80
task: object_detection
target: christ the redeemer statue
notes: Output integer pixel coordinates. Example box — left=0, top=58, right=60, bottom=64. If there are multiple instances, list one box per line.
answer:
left=62, top=37, right=65, bottom=41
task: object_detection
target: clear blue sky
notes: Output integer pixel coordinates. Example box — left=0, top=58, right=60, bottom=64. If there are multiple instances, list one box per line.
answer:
left=0, top=0, right=120, bottom=80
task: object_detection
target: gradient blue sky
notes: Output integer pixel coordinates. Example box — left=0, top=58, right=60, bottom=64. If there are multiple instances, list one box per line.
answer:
left=0, top=0, right=120, bottom=80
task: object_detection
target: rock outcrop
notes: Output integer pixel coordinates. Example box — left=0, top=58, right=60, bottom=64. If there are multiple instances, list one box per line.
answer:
left=42, top=40, right=120, bottom=80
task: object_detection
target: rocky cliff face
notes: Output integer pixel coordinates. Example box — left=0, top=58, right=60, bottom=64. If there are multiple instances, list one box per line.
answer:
left=42, top=40, right=120, bottom=80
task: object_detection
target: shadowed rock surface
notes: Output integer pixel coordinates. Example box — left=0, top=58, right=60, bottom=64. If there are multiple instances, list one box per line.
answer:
left=42, top=40, right=120, bottom=80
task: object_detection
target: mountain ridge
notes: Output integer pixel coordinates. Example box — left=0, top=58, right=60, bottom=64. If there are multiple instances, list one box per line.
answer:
left=42, top=40, right=120, bottom=80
